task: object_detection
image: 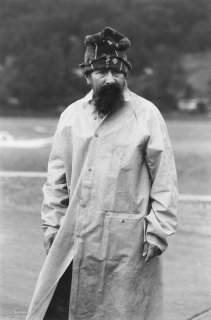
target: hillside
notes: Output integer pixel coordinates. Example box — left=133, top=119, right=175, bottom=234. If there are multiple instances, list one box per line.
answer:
left=181, top=51, right=211, bottom=99
left=0, top=0, right=211, bottom=114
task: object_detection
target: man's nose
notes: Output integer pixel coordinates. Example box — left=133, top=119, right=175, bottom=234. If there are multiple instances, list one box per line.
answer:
left=105, top=71, right=115, bottom=85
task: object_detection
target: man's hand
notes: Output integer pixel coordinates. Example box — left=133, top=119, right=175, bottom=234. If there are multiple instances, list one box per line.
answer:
left=143, top=242, right=162, bottom=263
left=44, top=233, right=57, bottom=255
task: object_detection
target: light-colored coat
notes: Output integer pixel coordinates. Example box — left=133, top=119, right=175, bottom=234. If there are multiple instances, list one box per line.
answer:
left=26, top=89, right=178, bottom=320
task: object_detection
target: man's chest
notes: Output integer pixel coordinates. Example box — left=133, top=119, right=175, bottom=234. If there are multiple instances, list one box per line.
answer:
left=61, top=110, right=149, bottom=176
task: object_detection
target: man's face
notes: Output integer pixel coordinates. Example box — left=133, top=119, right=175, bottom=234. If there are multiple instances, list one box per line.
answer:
left=86, top=69, right=126, bottom=95
left=86, top=69, right=127, bottom=115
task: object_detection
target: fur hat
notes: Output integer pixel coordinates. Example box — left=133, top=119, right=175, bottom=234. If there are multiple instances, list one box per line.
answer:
left=79, top=26, right=132, bottom=75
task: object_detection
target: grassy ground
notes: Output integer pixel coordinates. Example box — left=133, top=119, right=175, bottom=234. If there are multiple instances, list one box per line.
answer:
left=0, top=177, right=211, bottom=320
left=0, top=117, right=56, bottom=171
left=0, top=116, right=211, bottom=319
left=167, top=119, right=211, bottom=194
left=0, top=116, right=211, bottom=194
left=0, top=177, right=45, bottom=320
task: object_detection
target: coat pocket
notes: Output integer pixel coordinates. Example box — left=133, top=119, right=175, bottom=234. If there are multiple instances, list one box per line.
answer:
left=101, top=212, right=145, bottom=262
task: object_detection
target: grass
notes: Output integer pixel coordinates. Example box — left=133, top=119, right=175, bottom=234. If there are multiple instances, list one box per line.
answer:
left=0, top=115, right=211, bottom=318
left=0, top=177, right=46, bottom=319
left=167, top=119, right=211, bottom=194
left=0, top=114, right=211, bottom=320
left=0, top=116, right=211, bottom=194
left=0, top=117, right=57, bottom=139
left=0, top=177, right=211, bottom=320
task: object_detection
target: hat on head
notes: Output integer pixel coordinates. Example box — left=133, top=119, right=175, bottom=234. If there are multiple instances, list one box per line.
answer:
left=79, top=26, right=132, bottom=75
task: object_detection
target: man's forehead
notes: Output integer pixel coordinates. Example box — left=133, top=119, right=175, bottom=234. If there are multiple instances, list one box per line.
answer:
left=90, top=68, right=125, bottom=75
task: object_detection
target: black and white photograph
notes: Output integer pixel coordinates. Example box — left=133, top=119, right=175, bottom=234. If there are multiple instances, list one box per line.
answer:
left=0, top=1, right=211, bottom=320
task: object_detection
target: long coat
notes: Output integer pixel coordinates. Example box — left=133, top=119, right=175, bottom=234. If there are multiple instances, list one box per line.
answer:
left=26, top=89, right=178, bottom=320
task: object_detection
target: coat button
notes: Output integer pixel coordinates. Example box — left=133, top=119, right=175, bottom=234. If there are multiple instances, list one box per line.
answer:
left=81, top=200, right=86, bottom=207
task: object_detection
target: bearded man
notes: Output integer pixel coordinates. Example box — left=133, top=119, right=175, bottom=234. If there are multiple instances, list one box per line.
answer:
left=26, top=27, right=178, bottom=320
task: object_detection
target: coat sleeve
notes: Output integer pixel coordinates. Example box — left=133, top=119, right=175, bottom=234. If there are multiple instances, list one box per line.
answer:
left=41, top=116, right=69, bottom=239
left=145, top=106, right=178, bottom=253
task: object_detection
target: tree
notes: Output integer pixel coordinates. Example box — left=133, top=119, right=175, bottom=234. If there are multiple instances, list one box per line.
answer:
left=0, top=0, right=210, bottom=114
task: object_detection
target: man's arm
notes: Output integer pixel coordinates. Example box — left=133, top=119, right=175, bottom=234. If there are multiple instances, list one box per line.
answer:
left=144, top=106, right=178, bottom=258
left=41, top=117, right=69, bottom=253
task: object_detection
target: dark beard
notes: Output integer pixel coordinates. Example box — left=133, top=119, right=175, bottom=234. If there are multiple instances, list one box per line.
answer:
left=93, top=84, right=124, bottom=116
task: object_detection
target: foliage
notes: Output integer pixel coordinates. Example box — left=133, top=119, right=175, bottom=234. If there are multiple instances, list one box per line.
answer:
left=0, top=0, right=210, bottom=114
